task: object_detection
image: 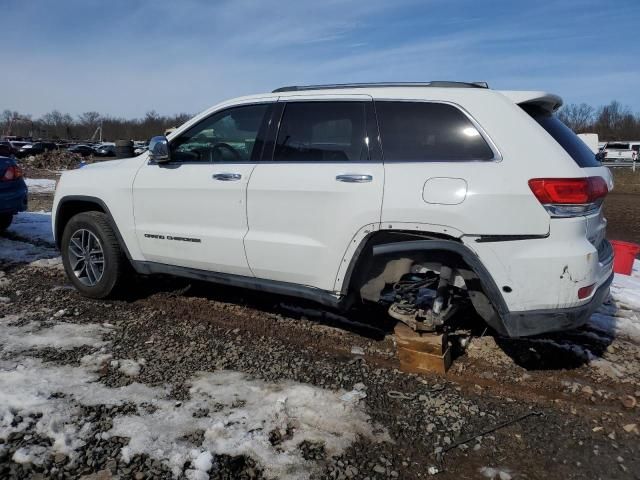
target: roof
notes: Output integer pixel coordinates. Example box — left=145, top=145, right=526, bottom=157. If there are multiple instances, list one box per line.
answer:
left=273, top=81, right=489, bottom=92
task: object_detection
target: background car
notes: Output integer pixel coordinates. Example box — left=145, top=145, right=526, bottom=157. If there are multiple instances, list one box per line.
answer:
left=67, top=144, right=96, bottom=157
left=9, top=141, right=30, bottom=154
left=0, top=142, right=14, bottom=157
left=15, top=143, right=34, bottom=157
left=34, top=141, right=59, bottom=154
left=0, top=156, right=27, bottom=230
left=601, top=142, right=637, bottom=162
left=133, top=144, right=148, bottom=155
left=17, top=141, right=57, bottom=158
left=95, top=144, right=116, bottom=157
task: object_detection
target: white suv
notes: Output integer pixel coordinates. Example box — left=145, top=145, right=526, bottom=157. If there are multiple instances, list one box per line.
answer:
left=52, top=82, right=614, bottom=337
left=602, top=141, right=639, bottom=162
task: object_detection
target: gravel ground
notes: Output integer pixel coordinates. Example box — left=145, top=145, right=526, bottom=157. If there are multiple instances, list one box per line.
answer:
left=0, top=192, right=638, bottom=480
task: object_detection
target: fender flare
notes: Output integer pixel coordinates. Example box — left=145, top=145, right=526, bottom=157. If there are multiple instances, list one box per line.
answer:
left=345, top=237, right=511, bottom=335
left=54, top=195, right=134, bottom=262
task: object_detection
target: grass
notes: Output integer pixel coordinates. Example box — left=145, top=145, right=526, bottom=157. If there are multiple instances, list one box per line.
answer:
left=610, top=167, right=640, bottom=195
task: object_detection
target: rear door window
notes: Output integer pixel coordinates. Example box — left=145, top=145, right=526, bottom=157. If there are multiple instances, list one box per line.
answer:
left=274, top=102, right=369, bottom=162
left=375, top=101, right=495, bottom=162
left=522, top=105, right=600, bottom=167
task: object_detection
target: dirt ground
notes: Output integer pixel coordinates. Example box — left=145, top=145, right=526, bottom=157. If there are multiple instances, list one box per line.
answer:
left=0, top=190, right=639, bottom=480
left=604, top=194, right=640, bottom=244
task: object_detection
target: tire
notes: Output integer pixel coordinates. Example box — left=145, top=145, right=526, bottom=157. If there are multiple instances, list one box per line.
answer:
left=0, top=214, right=13, bottom=231
left=61, top=211, right=128, bottom=298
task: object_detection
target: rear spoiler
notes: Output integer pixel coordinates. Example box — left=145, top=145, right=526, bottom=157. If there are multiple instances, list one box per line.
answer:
left=498, top=91, right=563, bottom=114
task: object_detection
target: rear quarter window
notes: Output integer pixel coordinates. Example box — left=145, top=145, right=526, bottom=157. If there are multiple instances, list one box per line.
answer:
left=522, top=105, right=600, bottom=168
left=375, top=101, right=495, bottom=162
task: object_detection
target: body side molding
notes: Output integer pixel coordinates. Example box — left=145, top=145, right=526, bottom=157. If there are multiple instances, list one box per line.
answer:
left=133, top=261, right=345, bottom=309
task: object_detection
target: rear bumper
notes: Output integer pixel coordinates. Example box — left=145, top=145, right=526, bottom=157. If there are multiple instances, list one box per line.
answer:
left=0, top=181, right=28, bottom=215
left=499, top=271, right=614, bottom=337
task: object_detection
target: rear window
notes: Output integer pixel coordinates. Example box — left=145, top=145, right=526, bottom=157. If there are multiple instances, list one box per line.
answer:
left=523, top=105, right=600, bottom=168
left=375, top=101, right=495, bottom=162
left=607, top=143, right=630, bottom=150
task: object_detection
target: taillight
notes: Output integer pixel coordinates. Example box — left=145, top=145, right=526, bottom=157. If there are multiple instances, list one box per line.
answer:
left=528, top=177, right=608, bottom=217
left=1, top=165, right=23, bottom=182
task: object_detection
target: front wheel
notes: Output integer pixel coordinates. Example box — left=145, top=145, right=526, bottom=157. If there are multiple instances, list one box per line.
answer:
left=61, top=211, right=128, bottom=298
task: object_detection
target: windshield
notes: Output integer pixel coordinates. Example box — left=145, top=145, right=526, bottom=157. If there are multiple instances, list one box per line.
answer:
left=522, top=105, right=600, bottom=167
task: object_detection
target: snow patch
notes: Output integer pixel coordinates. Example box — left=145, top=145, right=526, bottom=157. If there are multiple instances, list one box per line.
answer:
left=117, top=359, right=143, bottom=377
left=12, top=445, right=49, bottom=465
left=0, top=237, right=58, bottom=264
left=0, top=318, right=385, bottom=477
left=0, top=317, right=108, bottom=352
left=589, top=261, right=640, bottom=342
left=186, top=450, right=213, bottom=480
left=107, top=370, right=384, bottom=479
left=25, top=178, right=56, bottom=194
left=480, top=466, right=513, bottom=480
left=29, top=256, right=63, bottom=268
left=0, top=355, right=169, bottom=464
left=7, top=211, right=54, bottom=245
left=1, top=211, right=58, bottom=265
left=80, top=351, right=113, bottom=372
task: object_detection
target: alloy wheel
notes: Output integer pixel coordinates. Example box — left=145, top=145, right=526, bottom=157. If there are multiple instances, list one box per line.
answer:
left=68, top=229, right=105, bottom=286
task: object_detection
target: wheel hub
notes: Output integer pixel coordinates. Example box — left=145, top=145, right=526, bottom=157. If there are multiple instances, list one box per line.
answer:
left=68, top=229, right=105, bottom=286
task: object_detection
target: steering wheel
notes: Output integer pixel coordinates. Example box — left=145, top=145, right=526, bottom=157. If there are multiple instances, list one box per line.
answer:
left=211, top=143, right=242, bottom=162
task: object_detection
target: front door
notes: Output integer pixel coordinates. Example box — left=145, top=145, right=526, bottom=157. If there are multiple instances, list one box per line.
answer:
left=244, top=97, right=384, bottom=291
left=132, top=102, right=272, bottom=276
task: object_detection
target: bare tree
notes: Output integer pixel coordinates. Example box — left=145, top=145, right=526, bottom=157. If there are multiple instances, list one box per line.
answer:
left=557, top=103, right=595, bottom=133
left=2, top=110, right=33, bottom=137
left=10, top=100, right=636, bottom=144
left=76, top=112, right=102, bottom=140
left=593, top=101, right=635, bottom=140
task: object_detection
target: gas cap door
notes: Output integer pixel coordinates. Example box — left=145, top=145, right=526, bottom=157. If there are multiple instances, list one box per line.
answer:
left=422, top=177, right=468, bottom=205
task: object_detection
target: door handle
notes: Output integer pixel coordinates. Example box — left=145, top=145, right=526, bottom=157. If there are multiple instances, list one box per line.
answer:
left=336, top=174, right=373, bottom=183
left=213, top=173, right=242, bottom=181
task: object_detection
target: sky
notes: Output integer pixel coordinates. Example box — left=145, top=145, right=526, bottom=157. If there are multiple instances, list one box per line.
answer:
left=1, top=0, right=639, bottom=118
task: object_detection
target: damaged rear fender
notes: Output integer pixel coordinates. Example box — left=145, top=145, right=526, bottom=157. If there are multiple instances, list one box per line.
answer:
left=342, top=237, right=511, bottom=335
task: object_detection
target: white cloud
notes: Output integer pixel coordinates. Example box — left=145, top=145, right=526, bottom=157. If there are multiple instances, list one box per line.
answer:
left=2, top=0, right=639, bottom=116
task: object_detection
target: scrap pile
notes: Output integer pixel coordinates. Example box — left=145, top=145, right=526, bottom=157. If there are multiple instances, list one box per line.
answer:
left=19, top=150, right=94, bottom=170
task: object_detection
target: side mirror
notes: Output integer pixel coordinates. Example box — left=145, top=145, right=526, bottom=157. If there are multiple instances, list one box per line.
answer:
left=148, top=136, right=170, bottom=163
left=595, top=151, right=606, bottom=162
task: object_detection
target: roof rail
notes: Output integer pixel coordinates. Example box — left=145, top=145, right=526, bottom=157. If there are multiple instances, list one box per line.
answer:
left=272, top=81, right=489, bottom=93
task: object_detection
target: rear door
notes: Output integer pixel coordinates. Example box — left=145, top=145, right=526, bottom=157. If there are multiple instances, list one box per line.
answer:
left=244, top=96, right=384, bottom=291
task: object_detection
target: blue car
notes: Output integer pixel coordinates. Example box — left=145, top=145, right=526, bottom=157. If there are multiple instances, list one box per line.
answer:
left=0, top=156, right=27, bottom=231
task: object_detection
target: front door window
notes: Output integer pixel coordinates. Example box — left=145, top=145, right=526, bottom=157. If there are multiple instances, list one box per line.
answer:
left=170, top=104, right=269, bottom=163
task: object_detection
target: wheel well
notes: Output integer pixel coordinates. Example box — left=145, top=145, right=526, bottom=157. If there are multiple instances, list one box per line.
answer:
left=342, top=230, right=508, bottom=335
left=55, top=200, right=105, bottom=248
left=342, top=230, right=463, bottom=295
